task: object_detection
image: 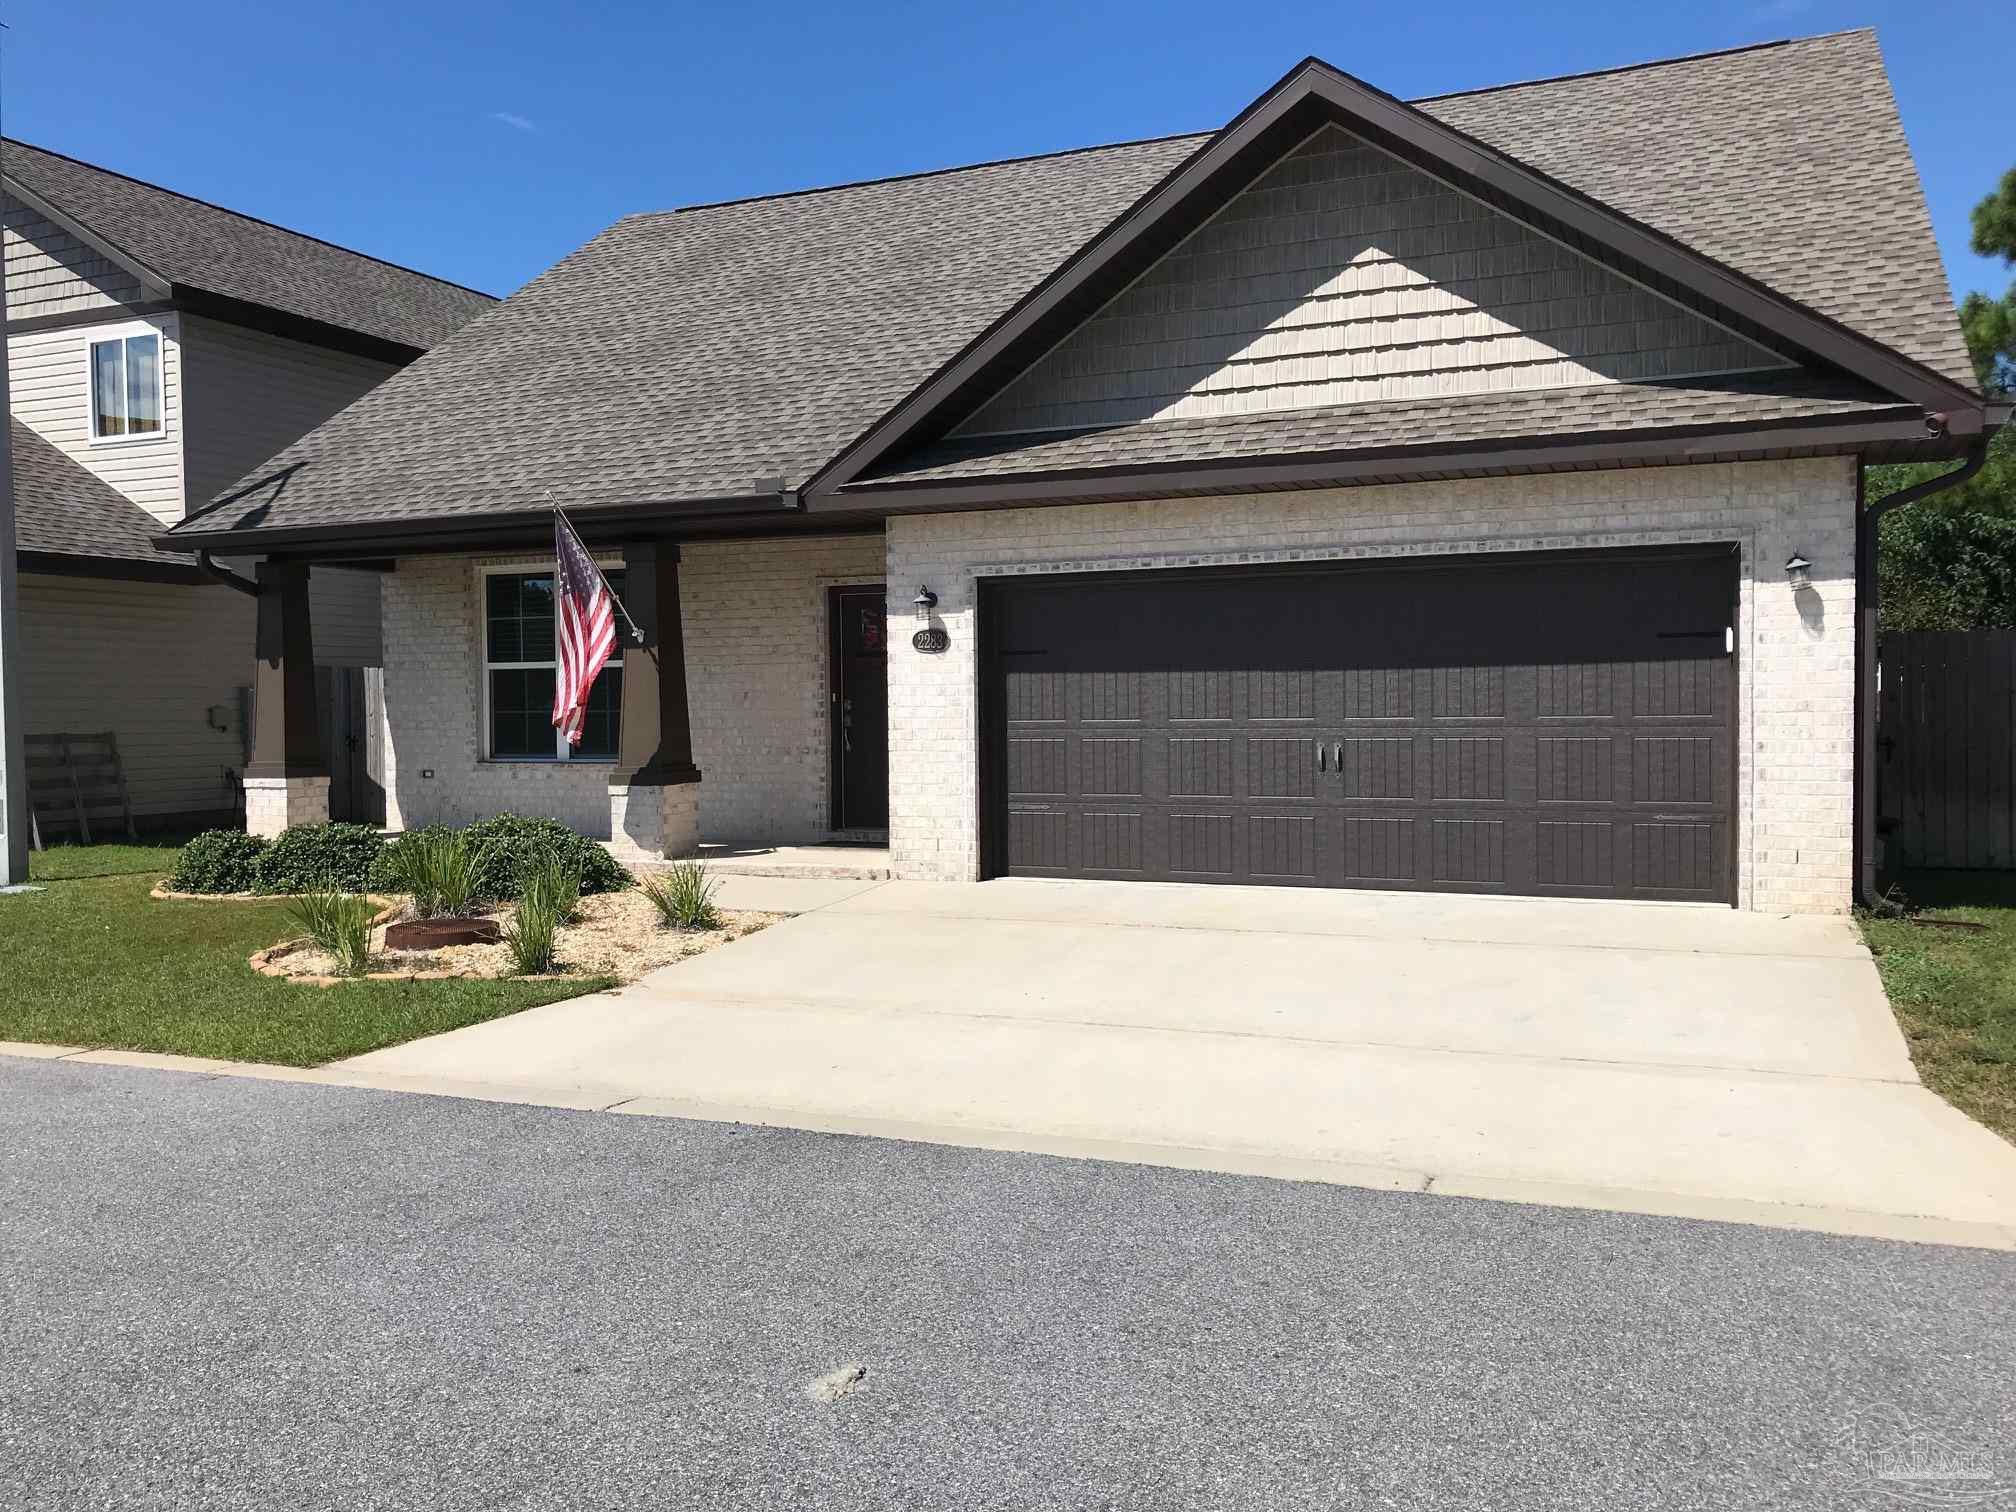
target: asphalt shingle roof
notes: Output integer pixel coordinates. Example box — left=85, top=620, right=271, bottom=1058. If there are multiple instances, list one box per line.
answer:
left=3, top=139, right=496, bottom=352
left=10, top=420, right=189, bottom=568
left=170, top=28, right=1970, bottom=543
left=864, top=374, right=1915, bottom=485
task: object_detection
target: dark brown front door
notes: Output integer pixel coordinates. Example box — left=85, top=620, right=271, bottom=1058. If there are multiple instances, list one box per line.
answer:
left=830, top=586, right=889, bottom=831
left=983, top=547, right=1737, bottom=902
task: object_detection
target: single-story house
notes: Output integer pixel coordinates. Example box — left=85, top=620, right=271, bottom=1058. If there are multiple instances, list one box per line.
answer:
left=160, top=30, right=2005, bottom=913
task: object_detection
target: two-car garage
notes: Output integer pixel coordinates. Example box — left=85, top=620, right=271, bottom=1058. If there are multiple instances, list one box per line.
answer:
left=980, top=546, right=1738, bottom=903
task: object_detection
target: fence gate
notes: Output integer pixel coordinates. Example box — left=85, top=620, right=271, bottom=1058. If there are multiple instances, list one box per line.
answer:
left=1880, top=630, right=2016, bottom=870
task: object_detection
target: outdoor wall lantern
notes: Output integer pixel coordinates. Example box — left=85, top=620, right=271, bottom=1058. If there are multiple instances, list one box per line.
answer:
left=912, top=586, right=939, bottom=618
left=1784, top=553, right=1814, bottom=591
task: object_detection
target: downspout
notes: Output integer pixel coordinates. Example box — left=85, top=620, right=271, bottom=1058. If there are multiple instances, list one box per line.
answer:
left=196, top=550, right=260, bottom=598
left=1854, top=432, right=1989, bottom=907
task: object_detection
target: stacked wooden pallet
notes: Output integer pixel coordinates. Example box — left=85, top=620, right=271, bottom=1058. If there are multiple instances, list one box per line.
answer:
left=23, top=732, right=137, bottom=849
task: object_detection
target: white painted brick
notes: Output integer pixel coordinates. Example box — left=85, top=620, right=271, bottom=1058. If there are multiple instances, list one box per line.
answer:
left=381, top=535, right=883, bottom=845
left=885, top=458, right=1858, bottom=915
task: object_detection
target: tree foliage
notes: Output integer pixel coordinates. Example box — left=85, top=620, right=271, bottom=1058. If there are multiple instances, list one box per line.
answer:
left=1878, top=507, right=2016, bottom=630
left=1865, top=165, right=2016, bottom=629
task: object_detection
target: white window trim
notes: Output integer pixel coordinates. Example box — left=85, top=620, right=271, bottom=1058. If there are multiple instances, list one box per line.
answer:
left=477, top=562, right=626, bottom=764
left=86, top=322, right=167, bottom=446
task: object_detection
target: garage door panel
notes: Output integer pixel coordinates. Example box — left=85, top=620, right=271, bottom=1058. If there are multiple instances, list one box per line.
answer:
left=988, top=549, right=1736, bottom=902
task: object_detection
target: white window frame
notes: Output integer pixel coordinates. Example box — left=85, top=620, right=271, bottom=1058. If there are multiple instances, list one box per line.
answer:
left=478, top=563, right=626, bottom=763
left=86, top=323, right=167, bottom=444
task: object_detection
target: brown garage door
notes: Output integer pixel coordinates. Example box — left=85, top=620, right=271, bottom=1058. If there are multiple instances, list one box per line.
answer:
left=981, top=547, right=1737, bottom=902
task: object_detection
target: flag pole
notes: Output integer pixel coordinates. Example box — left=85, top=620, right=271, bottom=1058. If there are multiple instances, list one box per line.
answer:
left=546, top=491, right=645, bottom=645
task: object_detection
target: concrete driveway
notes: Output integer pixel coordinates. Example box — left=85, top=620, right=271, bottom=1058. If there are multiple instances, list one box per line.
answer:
left=345, top=879, right=2016, bottom=1247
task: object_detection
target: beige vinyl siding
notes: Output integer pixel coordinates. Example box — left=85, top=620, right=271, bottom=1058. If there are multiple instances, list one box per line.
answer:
left=7, top=315, right=186, bottom=526
left=1, top=193, right=143, bottom=319
left=310, top=567, right=384, bottom=668
left=17, top=573, right=253, bottom=822
left=959, top=125, right=1787, bottom=437
left=178, top=315, right=399, bottom=509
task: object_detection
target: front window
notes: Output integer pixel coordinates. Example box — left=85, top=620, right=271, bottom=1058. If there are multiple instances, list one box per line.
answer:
left=484, top=570, right=624, bottom=760
left=89, top=330, right=163, bottom=439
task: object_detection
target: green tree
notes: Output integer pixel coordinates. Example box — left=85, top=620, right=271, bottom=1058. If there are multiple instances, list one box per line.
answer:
left=1867, top=166, right=2016, bottom=627
left=1961, top=166, right=2016, bottom=394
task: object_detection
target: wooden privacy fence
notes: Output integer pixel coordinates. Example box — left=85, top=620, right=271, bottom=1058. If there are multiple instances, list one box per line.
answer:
left=1879, top=630, right=2016, bottom=871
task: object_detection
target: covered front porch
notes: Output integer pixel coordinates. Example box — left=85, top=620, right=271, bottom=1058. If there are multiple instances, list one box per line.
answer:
left=239, top=531, right=892, bottom=862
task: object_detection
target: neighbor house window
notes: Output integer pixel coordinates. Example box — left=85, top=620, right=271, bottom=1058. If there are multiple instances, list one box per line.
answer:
left=483, top=569, right=623, bottom=760
left=89, top=330, right=163, bottom=439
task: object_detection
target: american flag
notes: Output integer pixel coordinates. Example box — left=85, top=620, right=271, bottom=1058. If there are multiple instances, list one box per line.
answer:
left=550, top=511, right=618, bottom=747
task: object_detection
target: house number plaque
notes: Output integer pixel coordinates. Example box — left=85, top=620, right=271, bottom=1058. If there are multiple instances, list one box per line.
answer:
left=911, top=627, right=950, bottom=654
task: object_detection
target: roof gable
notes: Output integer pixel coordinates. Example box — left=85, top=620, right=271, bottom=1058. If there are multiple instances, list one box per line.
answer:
left=816, top=41, right=1980, bottom=500
left=0, top=139, right=496, bottom=353
left=951, top=124, right=1787, bottom=440
left=162, top=30, right=1982, bottom=551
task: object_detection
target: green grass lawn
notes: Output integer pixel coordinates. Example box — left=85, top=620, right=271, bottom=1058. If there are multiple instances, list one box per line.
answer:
left=1, top=846, right=611, bottom=1067
left=1859, top=870, right=2016, bottom=1144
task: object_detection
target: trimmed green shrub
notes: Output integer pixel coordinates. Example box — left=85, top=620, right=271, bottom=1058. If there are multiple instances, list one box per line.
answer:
left=460, top=815, right=628, bottom=902
left=377, top=827, right=478, bottom=919
left=167, top=829, right=268, bottom=894
left=640, top=861, right=720, bottom=930
left=251, top=823, right=386, bottom=895
left=287, top=889, right=375, bottom=977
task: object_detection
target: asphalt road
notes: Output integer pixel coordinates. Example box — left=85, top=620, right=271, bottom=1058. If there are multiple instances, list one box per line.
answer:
left=3, top=1058, right=2011, bottom=1511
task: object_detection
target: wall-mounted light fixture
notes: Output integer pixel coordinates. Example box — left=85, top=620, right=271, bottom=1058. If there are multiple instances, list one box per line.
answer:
left=912, top=586, right=938, bottom=620
left=1784, top=553, right=1813, bottom=592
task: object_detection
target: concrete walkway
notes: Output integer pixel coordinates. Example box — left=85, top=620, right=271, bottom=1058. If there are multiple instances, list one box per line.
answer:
left=342, top=879, right=2016, bottom=1247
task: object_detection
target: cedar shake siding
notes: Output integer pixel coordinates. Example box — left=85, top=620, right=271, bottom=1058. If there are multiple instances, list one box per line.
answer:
left=956, top=126, right=1786, bottom=438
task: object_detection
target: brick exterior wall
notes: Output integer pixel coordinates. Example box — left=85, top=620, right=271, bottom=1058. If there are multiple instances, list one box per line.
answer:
left=884, top=458, right=1859, bottom=914
left=381, top=534, right=884, bottom=845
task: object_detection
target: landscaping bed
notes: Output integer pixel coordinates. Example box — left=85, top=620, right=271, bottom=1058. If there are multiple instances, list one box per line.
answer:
left=1859, top=870, right=2016, bottom=1144
left=256, top=888, right=777, bottom=986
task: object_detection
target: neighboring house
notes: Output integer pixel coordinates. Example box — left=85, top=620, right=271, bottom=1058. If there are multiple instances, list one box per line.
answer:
left=3, top=139, right=493, bottom=831
left=162, top=31, right=2005, bottom=913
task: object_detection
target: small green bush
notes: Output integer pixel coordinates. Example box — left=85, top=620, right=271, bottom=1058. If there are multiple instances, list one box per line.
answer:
left=501, top=888, right=562, bottom=975
left=378, top=827, right=478, bottom=919
left=287, top=889, right=375, bottom=978
left=639, top=861, right=720, bottom=930
left=251, top=823, right=385, bottom=895
left=167, top=830, right=268, bottom=894
left=521, top=852, right=583, bottom=927
left=461, top=815, right=628, bottom=902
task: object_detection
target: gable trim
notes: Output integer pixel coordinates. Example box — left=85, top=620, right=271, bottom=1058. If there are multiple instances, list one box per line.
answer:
left=951, top=121, right=1797, bottom=442
left=800, top=58, right=1982, bottom=507
left=2, top=173, right=172, bottom=303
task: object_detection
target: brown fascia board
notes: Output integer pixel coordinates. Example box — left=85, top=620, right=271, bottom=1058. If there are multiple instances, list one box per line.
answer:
left=154, top=489, right=802, bottom=559
left=0, top=174, right=173, bottom=302
left=17, top=550, right=208, bottom=586
left=832, top=407, right=1938, bottom=515
left=800, top=58, right=1983, bottom=508
left=1, top=176, right=427, bottom=364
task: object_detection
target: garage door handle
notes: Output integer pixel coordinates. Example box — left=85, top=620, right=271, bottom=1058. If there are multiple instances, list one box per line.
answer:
left=1316, top=740, right=1326, bottom=772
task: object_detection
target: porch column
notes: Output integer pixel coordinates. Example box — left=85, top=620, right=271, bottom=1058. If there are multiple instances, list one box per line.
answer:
left=245, top=559, right=328, bottom=836
left=607, top=540, right=701, bottom=861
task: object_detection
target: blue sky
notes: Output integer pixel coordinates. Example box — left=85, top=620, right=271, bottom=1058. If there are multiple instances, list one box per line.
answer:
left=4, top=0, right=2005, bottom=307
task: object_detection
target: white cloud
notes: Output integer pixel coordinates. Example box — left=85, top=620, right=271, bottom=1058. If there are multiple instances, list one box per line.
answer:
left=488, top=111, right=537, bottom=133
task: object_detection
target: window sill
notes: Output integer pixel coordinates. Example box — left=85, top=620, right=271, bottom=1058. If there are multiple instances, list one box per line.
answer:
left=88, top=430, right=169, bottom=448
left=477, top=756, right=619, bottom=767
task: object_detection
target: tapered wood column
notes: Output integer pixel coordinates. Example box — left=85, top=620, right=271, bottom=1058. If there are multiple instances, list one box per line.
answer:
left=608, top=541, right=700, bottom=859
left=244, top=559, right=328, bottom=835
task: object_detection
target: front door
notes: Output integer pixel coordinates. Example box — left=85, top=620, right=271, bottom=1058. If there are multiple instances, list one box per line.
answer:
left=830, top=586, right=889, bottom=831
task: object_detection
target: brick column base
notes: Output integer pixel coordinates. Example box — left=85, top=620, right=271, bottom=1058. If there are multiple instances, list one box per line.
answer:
left=244, top=775, right=330, bottom=838
left=608, top=782, right=700, bottom=863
